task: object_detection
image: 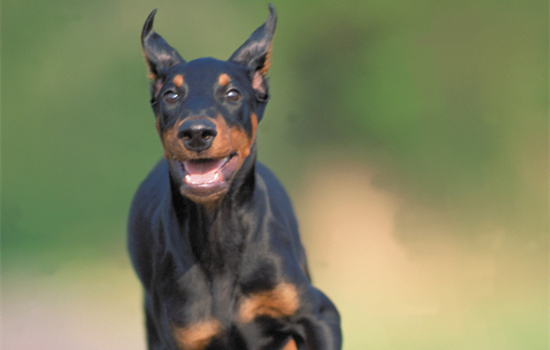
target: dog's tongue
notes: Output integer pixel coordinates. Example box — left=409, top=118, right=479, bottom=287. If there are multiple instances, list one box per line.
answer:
left=184, top=159, right=226, bottom=184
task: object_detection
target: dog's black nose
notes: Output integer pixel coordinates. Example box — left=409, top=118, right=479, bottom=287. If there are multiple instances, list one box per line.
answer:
left=178, top=118, right=217, bottom=152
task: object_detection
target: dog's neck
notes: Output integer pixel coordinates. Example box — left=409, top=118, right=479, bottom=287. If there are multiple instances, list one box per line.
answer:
left=170, top=154, right=257, bottom=275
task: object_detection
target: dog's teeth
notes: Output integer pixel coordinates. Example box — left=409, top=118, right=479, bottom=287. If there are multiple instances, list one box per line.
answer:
left=213, top=173, right=219, bottom=181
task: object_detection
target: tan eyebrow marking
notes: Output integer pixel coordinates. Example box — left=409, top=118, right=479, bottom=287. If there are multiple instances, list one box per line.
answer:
left=173, top=74, right=184, bottom=88
left=218, top=73, right=231, bottom=87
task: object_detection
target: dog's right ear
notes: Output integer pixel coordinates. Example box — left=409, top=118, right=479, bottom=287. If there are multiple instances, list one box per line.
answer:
left=141, top=10, right=185, bottom=101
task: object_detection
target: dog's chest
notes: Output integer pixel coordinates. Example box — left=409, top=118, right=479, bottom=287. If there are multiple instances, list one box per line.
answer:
left=171, top=264, right=238, bottom=321
left=167, top=267, right=241, bottom=348
left=168, top=263, right=300, bottom=348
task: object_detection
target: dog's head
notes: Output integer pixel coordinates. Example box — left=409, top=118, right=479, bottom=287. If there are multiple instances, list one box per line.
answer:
left=141, top=5, right=276, bottom=206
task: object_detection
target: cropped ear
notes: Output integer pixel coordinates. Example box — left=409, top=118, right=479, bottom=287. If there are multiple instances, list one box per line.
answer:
left=141, top=9, right=185, bottom=100
left=229, top=4, right=277, bottom=99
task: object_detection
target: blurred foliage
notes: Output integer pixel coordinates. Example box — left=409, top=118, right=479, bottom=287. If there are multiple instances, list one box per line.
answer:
left=280, top=1, right=548, bottom=241
left=2, top=0, right=547, bottom=266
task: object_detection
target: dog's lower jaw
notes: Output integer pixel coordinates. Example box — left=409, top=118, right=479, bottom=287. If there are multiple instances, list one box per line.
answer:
left=168, top=157, right=234, bottom=206
left=171, top=159, right=257, bottom=214
left=171, top=172, right=228, bottom=212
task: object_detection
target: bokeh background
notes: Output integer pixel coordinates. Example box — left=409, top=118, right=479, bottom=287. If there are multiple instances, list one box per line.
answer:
left=2, top=0, right=548, bottom=349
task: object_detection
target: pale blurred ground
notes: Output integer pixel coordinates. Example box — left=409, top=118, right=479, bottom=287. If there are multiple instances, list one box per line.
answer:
left=297, top=160, right=547, bottom=349
left=3, top=161, right=546, bottom=350
left=4, top=257, right=145, bottom=350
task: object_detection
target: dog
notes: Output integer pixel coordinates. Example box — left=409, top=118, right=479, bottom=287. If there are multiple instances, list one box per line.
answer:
left=128, top=5, right=342, bottom=350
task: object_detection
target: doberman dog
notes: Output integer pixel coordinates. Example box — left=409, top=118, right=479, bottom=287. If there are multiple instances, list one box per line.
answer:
left=128, top=5, right=341, bottom=350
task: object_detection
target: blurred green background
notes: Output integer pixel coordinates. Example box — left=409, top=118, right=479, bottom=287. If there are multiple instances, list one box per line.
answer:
left=2, top=0, right=548, bottom=349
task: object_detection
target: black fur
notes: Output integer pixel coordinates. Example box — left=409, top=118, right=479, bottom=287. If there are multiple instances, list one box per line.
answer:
left=128, top=5, right=342, bottom=350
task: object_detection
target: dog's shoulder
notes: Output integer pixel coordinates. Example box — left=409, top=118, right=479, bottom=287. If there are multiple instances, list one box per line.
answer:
left=255, top=161, right=296, bottom=223
left=128, top=158, right=171, bottom=285
left=129, top=158, right=170, bottom=219
left=253, top=161, right=309, bottom=273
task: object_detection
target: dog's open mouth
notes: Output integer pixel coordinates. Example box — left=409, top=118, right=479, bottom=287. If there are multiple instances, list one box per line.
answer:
left=170, top=153, right=239, bottom=200
left=182, top=155, right=236, bottom=185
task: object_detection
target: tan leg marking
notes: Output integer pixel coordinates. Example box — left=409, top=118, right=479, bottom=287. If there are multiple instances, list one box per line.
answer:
left=282, top=338, right=298, bottom=350
left=239, top=282, right=300, bottom=323
left=171, top=319, right=222, bottom=350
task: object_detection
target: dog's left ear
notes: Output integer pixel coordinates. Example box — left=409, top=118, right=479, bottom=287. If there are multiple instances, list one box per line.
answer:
left=141, top=9, right=185, bottom=104
left=229, top=4, right=277, bottom=100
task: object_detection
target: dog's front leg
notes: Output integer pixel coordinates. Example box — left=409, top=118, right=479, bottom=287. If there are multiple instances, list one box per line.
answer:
left=295, top=288, right=342, bottom=350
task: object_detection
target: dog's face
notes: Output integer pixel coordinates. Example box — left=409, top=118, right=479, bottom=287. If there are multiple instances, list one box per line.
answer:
left=141, top=6, right=276, bottom=205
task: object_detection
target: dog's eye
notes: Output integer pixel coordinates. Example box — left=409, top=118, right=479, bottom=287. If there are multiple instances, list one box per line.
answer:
left=225, top=89, right=241, bottom=103
left=164, top=91, right=179, bottom=104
